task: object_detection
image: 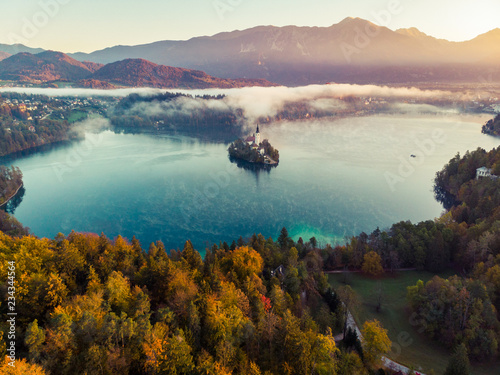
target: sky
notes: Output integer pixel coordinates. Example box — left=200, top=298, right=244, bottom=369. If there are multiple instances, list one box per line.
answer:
left=0, top=0, right=499, bottom=53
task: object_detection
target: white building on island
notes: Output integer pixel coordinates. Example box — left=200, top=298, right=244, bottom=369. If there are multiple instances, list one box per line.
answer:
left=245, top=125, right=261, bottom=146
left=476, top=166, right=493, bottom=179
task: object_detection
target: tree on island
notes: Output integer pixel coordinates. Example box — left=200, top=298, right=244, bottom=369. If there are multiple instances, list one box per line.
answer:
left=227, top=129, right=279, bottom=165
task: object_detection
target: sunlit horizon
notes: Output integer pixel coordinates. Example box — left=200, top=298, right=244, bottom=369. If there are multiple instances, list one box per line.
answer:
left=0, top=0, right=499, bottom=53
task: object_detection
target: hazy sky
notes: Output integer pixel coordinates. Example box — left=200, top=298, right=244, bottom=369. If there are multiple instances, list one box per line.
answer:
left=1, top=0, right=499, bottom=53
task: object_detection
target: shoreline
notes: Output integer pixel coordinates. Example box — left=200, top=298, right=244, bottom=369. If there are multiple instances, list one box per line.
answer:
left=229, top=154, right=279, bottom=166
left=0, top=183, right=24, bottom=208
left=0, top=138, right=77, bottom=161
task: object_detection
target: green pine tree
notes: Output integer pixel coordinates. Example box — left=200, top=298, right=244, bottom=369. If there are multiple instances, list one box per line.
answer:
left=444, top=343, right=471, bottom=375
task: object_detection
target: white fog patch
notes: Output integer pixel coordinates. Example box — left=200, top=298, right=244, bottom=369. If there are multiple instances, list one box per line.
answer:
left=69, top=117, right=111, bottom=138
left=177, top=83, right=457, bottom=121
left=1, top=83, right=479, bottom=127
left=129, top=96, right=232, bottom=118
left=390, top=103, right=461, bottom=115
left=308, top=98, right=347, bottom=112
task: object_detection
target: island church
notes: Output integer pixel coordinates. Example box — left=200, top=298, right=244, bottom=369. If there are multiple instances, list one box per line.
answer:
left=245, top=125, right=265, bottom=155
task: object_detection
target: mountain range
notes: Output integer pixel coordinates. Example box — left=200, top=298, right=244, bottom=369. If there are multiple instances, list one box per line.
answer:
left=1, top=17, right=500, bottom=86
left=67, top=17, right=500, bottom=85
left=0, top=51, right=275, bottom=89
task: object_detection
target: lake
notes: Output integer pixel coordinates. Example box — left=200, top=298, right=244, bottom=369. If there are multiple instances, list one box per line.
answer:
left=2, top=113, right=498, bottom=253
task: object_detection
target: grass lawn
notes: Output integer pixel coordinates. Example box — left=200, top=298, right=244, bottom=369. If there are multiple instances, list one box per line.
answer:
left=329, top=271, right=500, bottom=375
left=68, top=110, right=88, bottom=123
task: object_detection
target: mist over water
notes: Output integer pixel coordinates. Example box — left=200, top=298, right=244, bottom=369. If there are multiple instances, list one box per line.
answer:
left=1, top=83, right=477, bottom=126
left=3, top=113, right=498, bottom=253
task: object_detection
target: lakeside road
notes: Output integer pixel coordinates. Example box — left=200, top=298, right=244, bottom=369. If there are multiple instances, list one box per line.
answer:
left=0, top=182, right=23, bottom=207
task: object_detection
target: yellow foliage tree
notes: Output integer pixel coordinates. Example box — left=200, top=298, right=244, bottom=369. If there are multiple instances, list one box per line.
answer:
left=196, top=350, right=232, bottom=375
left=361, top=319, right=392, bottom=367
left=361, top=251, right=384, bottom=277
left=105, top=271, right=132, bottom=313
left=44, top=272, right=68, bottom=310
left=0, top=356, right=47, bottom=374
left=311, top=327, right=339, bottom=375
left=143, top=323, right=194, bottom=375
left=221, top=246, right=263, bottom=283
left=338, top=351, right=367, bottom=375
left=167, top=268, right=199, bottom=321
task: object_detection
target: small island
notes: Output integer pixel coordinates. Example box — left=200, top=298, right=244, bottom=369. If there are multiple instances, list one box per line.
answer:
left=482, top=113, right=500, bottom=136
left=228, top=125, right=279, bottom=165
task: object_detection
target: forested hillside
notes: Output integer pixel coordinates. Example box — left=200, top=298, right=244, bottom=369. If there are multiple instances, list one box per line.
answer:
left=0, top=93, right=82, bottom=156
left=109, top=92, right=245, bottom=142
left=318, top=145, right=500, bottom=365
left=405, top=146, right=500, bottom=362
left=0, top=166, right=22, bottom=206
left=0, top=226, right=382, bottom=374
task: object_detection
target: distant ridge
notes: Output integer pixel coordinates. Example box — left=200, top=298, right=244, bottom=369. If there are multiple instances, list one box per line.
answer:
left=0, top=51, right=93, bottom=82
left=0, top=43, right=45, bottom=55
left=64, top=18, right=500, bottom=85
left=0, top=51, right=276, bottom=89
left=2, top=18, right=500, bottom=85
left=92, top=58, right=276, bottom=89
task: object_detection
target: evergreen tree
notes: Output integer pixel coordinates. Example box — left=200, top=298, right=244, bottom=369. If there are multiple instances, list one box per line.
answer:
left=444, top=343, right=471, bottom=375
left=278, top=227, right=290, bottom=249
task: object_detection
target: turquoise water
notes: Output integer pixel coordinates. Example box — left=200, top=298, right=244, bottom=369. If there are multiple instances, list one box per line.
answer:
left=3, top=114, right=498, bottom=253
